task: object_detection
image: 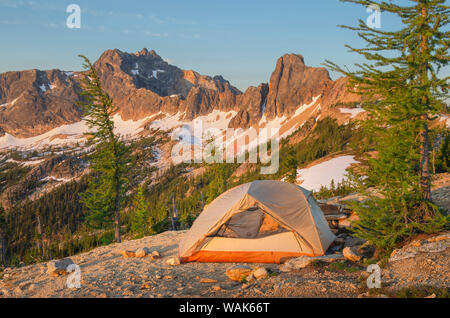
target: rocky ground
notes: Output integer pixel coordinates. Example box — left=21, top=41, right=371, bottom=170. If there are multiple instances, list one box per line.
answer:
left=0, top=230, right=448, bottom=299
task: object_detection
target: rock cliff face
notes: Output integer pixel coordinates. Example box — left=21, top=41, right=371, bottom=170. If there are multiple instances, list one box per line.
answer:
left=228, top=83, right=269, bottom=129
left=94, top=48, right=241, bottom=121
left=0, top=48, right=362, bottom=139
left=265, top=54, right=333, bottom=120
left=0, top=69, right=83, bottom=138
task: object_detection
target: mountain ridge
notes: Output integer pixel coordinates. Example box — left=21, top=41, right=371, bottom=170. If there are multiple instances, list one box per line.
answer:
left=0, top=48, right=361, bottom=141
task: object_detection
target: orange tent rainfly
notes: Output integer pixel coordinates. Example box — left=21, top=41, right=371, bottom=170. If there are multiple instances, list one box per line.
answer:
left=178, top=180, right=336, bottom=264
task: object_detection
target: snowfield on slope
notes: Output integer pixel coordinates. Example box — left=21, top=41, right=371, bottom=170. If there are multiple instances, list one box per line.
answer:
left=296, top=155, right=359, bottom=192
left=0, top=114, right=153, bottom=150
left=339, top=107, right=365, bottom=118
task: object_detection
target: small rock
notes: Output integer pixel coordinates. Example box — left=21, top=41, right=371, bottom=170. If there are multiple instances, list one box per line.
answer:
left=47, top=258, right=75, bottom=276
left=166, top=257, right=180, bottom=266
left=199, top=278, right=218, bottom=283
left=163, top=275, right=175, bottom=280
left=246, top=274, right=255, bottom=282
left=226, top=265, right=253, bottom=282
left=141, top=283, right=151, bottom=290
left=151, top=251, right=161, bottom=259
left=254, top=288, right=263, bottom=295
left=343, top=247, right=362, bottom=262
left=212, top=285, right=221, bottom=291
left=425, top=293, right=436, bottom=298
left=120, top=250, right=136, bottom=258
left=252, top=267, right=268, bottom=280
left=135, top=248, right=148, bottom=258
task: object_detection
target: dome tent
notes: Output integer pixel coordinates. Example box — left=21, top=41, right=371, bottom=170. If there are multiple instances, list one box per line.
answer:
left=179, top=180, right=336, bottom=264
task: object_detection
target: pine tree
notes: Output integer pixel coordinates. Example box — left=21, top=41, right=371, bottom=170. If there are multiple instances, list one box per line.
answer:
left=0, top=204, right=7, bottom=266
left=130, top=186, right=149, bottom=237
left=206, top=166, right=226, bottom=203
left=78, top=55, right=130, bottom=243
left=325, top=0, right=449, bottom=251
left=282, top=146, right=299, bottom=183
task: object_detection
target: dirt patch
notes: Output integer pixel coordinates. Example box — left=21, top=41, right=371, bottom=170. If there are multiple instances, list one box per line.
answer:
left=0, top=230, right=448, bottom=298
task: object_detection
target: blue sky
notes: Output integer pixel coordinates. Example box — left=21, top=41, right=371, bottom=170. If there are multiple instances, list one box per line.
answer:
left=0, top=0, right=448, bottom=92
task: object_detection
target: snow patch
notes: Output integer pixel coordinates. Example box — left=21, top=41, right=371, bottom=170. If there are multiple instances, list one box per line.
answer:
left=339, top=107, right=365, bottom=118
left=0, top=113, right=156, bottom=150
left=0, top=121, right=90, bottom=149
left=21, top=159, right=46, bottom=167
left=151, top=69, right=165, bottom=79
left=42, top=176, right=73, bottom=183
left=296, top=155, right=359, bottom=192
left=112, top=113, right=150, bottom=137
left=0, top=97, right=19, bottom=108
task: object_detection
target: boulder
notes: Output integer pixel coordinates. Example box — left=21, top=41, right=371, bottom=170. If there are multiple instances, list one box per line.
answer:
left=226, top=265, right=253, bottom=282
left=318, top=203, right=342, bottom=215
left=343, top=247, right=362, bottom=262
left=47, top=258, right=75, bottom=276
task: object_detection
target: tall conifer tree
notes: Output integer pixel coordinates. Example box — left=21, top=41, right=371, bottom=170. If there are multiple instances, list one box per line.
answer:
left=130, top=186, right=149, bottom=237
left=325, top=0, right=449, bottom=250
left=78, top=55, right=130, bottom=243
left=0, top=205, right=7, bottom=266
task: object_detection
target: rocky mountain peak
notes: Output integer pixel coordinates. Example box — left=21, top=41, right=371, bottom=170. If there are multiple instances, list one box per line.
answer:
left=264, top=53, right=332, bottom=119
